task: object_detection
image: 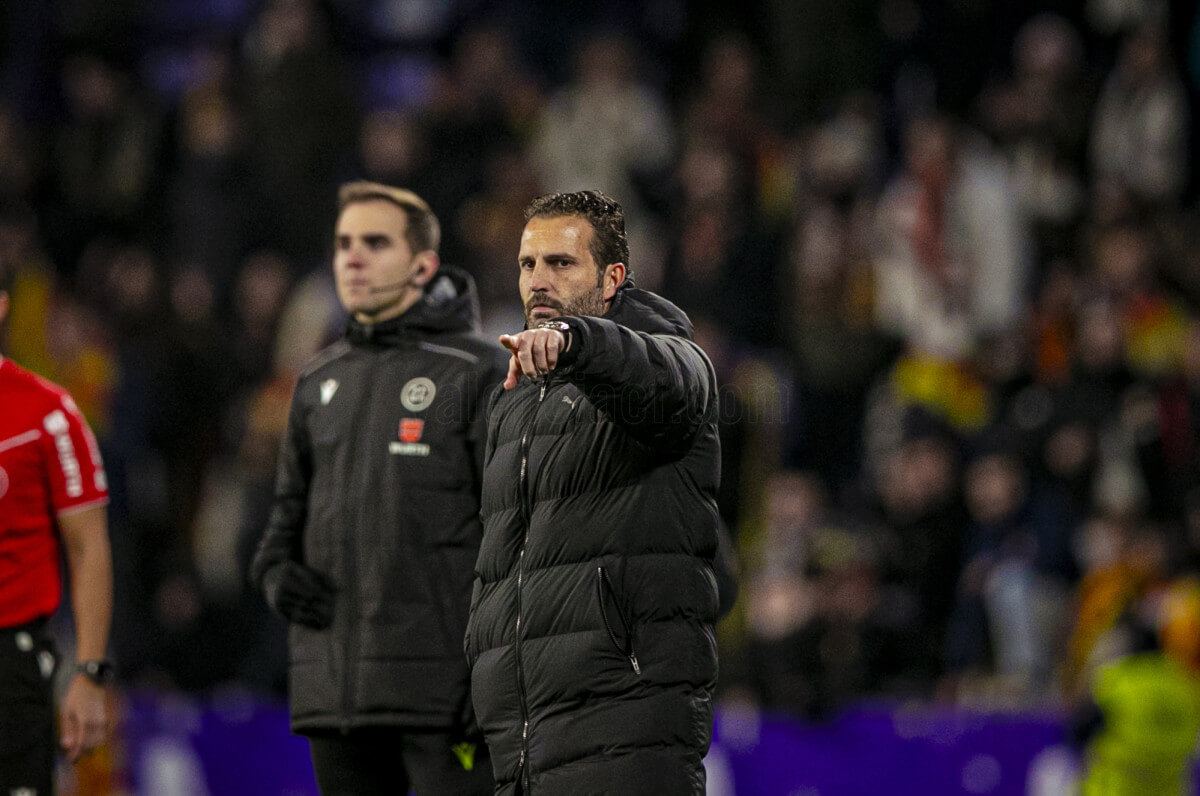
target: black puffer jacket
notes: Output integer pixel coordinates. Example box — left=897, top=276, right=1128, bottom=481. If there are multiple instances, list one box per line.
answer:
left=465, top=281, right=721, bottom=795
left=252, top=267, right=508, bottom=733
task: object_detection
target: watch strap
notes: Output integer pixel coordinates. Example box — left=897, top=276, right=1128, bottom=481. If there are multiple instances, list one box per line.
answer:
left=75, top=658, right=114, bottom=685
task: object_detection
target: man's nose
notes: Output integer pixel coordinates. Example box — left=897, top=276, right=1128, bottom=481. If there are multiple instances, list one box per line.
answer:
left=529, top=261, right=554, bottom=293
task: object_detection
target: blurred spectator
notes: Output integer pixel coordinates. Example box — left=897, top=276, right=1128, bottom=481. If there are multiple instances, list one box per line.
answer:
left=1064, top=517, right=1170, bottom=694
left=353, top=108, right=437, bottom=214
left=46, top=47, right=162, bottom=271
left=421, top=24, right=540, bottom=265
left=976, top=14, right=1092, bottom=264
left=1090, top=24, right=1189, bottom=207
left=166, top=84, right=252, bottom=300
left=227, top=250, right=293, bottom=387
left=533, top=30, right=674, bottom=280
left=745, top=471, right=915, bottom=719
left=241, top=0, right=355, bottom=263
left=943, top=427, right=1076, bottom=698
left=855, top=408, right=969, bottom=691
left=873, top=114, right=1030, bottom=361
left=454, top=143, right=542, bottom=334
left=782, top=197, right=894, bottom=485
left=160, top=265, right=239, bottom=540
left=681, top=33, right=784, bottom=216
left=660, top=137, right=785, bottom=346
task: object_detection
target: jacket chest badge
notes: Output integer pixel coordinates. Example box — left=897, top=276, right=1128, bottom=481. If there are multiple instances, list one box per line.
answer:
left=390, top=417, right=430, bottom=456
left=399, top=418, right=424, bottom=442
left=401, top=377, right=437, bottom=412
left=320, top=379, right=338, bottom=405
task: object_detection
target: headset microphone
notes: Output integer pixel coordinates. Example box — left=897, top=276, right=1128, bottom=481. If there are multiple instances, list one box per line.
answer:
left=368, top=273, right=419, bottom=293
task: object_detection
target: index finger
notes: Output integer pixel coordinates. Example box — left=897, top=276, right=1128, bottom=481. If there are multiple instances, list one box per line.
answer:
left=503, top=353, right=521, bottom=390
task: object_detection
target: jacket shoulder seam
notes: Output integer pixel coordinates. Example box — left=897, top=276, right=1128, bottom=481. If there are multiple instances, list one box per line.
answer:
left=299, top=340, right=352, bottom=379
left=417, top=340, right=480, bottom=364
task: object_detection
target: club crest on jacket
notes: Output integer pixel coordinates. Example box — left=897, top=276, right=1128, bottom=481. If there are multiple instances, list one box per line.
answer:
left=401, top=377, right=437, bottom=411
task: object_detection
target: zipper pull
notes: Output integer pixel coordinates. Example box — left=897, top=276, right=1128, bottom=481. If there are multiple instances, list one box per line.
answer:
left=539, top=380, right=547, bottom=401
left=629, top=653, right=641, bottom=676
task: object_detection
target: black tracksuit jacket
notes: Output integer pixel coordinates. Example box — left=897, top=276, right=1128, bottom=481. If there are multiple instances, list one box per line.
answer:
left=252, top=267, right=508, bottom=734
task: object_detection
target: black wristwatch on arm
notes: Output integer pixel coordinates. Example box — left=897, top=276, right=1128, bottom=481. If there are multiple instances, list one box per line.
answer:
left=75, top=658, right=115, bottom=685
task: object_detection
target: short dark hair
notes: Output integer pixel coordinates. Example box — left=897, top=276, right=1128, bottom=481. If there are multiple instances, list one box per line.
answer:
left=338, top=181, right=441, bottom=254
left=524, top=190, right=630, bottom=276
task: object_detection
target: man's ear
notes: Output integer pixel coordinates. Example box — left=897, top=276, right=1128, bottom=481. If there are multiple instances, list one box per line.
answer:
left=411, top=251, right=440, bottom=287
left=602, top=263, right=626, bottom=302
left=0, top=292, right=8, bottom=325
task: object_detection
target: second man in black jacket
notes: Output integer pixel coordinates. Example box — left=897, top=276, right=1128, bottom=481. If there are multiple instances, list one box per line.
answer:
left=252, top=181, right=507, bottom=795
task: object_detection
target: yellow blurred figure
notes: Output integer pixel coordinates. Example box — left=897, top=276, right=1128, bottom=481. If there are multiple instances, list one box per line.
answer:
left=1077, top=625, right=1200, bottom=796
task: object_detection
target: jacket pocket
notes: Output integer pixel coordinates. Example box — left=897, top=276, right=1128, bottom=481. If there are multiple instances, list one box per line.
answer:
left=596, top=565, right=641, bottom=675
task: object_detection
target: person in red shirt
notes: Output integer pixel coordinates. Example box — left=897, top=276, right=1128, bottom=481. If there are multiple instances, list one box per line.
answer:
left=0, top=264, right=114, bottom=795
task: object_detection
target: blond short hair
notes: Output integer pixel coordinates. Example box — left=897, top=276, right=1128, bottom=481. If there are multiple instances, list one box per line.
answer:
left=337, top=181, right=441, bottom=254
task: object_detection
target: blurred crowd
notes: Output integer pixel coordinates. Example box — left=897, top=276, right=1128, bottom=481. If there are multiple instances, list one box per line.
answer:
left=3, top=0, right=1200, bottom=722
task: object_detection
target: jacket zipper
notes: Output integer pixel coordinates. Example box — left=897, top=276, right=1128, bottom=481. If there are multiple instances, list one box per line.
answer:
left=597, top=566, right=641, bottom=675
left=340, top=353, right=379, bottom=732
left=515, top=377, right=549, bottom=791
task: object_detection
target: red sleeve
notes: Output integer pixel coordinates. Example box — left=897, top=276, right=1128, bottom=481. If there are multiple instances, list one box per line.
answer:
left=39, top=392, right=109, bottom=516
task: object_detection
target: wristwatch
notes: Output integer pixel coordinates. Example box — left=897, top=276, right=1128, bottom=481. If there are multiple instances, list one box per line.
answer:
left=534, top=319, right=572, bottom=351
left=75, top=659, right=115, bottom=685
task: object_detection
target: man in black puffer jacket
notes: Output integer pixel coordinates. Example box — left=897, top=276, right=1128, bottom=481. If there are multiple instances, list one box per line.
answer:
left=252, top=182, right=507, bottom=795
left=465, top=190, right=721, bottom=795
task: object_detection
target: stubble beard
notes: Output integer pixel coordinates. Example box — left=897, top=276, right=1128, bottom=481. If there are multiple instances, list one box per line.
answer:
left=524, top=285, right=606, bottom=327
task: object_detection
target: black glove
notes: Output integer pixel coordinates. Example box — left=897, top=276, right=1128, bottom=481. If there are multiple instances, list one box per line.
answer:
left=262, top=561, right=335, bottom=629
left=451, top=690, right=482, bottom=742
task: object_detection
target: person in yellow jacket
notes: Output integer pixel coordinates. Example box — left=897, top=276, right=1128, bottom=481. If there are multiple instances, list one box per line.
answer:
left=1072, top=616, right=1200, bottom=795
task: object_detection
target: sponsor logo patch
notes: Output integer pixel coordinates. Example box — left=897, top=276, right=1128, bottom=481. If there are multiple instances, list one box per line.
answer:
left=399, top=418, right=424, bottom=443
left=44, top=410, right=82, bottom=497
left=388, top=442, right=430, bottom=456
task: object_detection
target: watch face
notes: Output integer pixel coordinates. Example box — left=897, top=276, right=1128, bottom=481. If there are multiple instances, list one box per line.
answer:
left=79, top=659, right=114, bottom=684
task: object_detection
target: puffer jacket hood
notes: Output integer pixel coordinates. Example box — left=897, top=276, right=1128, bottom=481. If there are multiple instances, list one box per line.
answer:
left=604, top=276, right=694, bottom=338
left=345, top=265, right=482, bottom=343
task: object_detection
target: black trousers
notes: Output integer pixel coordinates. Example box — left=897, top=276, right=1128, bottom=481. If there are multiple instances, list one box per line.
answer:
left=0, top=619, right=57, bottom=796
left=308, top=727, right=493, bottom=796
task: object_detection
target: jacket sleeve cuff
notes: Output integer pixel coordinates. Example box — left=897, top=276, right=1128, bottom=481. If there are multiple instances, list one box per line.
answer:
left=555, top=316, right=588, bottom=370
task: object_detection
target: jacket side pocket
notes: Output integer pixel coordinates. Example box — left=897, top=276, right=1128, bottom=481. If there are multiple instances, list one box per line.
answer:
left=596, top=565, right=641, bottom=675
